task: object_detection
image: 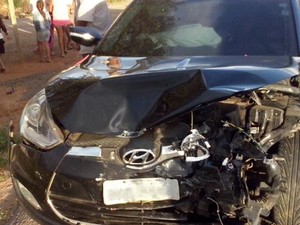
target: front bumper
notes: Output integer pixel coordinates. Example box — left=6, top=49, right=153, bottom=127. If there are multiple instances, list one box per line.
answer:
left=9, top=137, right=236, bottom=225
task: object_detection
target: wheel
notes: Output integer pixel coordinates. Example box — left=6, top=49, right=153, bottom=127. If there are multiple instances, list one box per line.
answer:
left=271, top=131, right=300, bottom=225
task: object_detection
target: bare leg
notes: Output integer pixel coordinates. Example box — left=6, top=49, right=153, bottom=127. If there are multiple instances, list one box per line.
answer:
left=49, top=24, right=54, bottom=55
left=66, top=24, right=72, bottom=49
left=55, top=26, right=66, bottom=57
left=0, top=54, right=5, bottom=72
left=43, top=41, right=51, bottom=62
left=62, top=26, right=68, bottom=54
left=38, top=41, right=44, bottom=62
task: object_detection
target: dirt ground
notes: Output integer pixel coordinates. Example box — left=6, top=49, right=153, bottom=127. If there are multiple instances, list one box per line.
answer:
left=0, top=1, right=131, bottom=224
left=0, top=1, right=131, bottom=128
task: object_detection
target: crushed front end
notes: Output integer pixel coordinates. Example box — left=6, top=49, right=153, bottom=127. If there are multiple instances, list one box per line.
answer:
left=9, top=57, right=300, bottom=225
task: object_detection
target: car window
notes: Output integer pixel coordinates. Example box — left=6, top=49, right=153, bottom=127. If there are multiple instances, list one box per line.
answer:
left=95, top=0, right=298, bottom=57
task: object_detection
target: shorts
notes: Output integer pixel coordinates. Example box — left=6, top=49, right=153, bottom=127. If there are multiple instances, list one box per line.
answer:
left=52, top=20, right=70, bottom=27
left=37, top=30, right=50, bottom=42
left=0, top=39, right=5, bottom=54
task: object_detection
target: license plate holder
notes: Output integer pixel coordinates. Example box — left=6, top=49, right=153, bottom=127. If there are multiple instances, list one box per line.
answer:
left=103, top=178, right=180, bottom=205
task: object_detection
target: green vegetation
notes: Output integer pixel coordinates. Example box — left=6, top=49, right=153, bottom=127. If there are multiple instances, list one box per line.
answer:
left=0, top=126, right=9, bottom=169
left=0, top=126, right=9, bottom=182
left=2, top=0, right=24, bottom=8
left=0, top=210, right=11, bottom=224
left=0, top=0, right=22, bottom=8
left=13, top=0, right=23, bottom=8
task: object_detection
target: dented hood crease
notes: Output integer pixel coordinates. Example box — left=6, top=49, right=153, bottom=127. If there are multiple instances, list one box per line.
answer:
left=45, top=56, right=300, bottom=134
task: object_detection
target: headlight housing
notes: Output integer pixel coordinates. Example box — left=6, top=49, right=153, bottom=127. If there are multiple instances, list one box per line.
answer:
left=20, top=89, right=64, bottom=149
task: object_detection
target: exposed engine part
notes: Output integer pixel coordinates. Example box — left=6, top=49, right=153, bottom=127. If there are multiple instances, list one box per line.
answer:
left=244, top=156, right=282, bottom=224
left=207, top=197, right=225, bottom=225
left=249, top=105, right=284, bottom=139
left=180, top=129, right=210, bottom=162
left=260, top=84, right=300, bottom=96
left=60, top=84, right=292, bottom=224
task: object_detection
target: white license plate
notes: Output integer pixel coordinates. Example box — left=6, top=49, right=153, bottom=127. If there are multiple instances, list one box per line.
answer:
left=103, top=178, right=180, bottom=205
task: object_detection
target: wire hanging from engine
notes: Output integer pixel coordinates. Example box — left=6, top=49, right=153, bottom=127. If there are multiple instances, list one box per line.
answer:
left=207, top=197, right=224, bottom=225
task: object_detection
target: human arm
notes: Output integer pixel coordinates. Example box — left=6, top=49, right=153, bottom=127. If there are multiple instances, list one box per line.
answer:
left=32, top=13, right=41, bottom=31
left=44, top=11, right=52, bottom=30
left=48, top=0, right=53, bottom=14
left=0, top=17, right=8, bottom=35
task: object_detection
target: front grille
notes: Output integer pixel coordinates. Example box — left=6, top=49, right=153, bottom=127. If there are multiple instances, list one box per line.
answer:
left=49, top=194, right=188, bottom=224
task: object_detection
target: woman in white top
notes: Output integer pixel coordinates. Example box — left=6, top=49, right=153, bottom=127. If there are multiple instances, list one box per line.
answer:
left=49, top=0, right=72, bottom=57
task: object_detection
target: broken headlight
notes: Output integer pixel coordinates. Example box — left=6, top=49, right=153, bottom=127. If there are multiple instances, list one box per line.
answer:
left=20, top=89, right=64, bottom=149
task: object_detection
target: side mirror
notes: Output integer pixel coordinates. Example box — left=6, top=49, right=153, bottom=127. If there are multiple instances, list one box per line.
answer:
left=70, top=26, right=102, bottom=46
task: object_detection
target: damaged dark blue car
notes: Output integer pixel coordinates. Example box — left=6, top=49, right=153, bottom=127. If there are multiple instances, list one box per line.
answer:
left=9, top=0, right=300, bottom=224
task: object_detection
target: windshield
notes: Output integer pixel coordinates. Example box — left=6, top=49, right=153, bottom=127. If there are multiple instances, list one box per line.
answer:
left=95, top=0, right=298, bottom=57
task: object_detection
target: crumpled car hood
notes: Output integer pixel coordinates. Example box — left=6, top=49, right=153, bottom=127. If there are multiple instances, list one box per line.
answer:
left=46, top=56, right=300, bottom=135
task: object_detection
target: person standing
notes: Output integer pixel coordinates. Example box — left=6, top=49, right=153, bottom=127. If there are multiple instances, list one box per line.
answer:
left=75, top=0, right=112, bottom=56
left=0, top=16, right=8, bottom=73
left=49, top=0, right=72, bottom=58
left=33, top=0, right=52, bottom=62
left=44, top=0, right=55, bottom=56
left=30, top=0, right=40, bottom=54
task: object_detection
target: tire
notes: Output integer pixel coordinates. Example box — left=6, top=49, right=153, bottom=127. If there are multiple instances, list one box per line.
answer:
left=272, top=131, right=300, bottom=225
